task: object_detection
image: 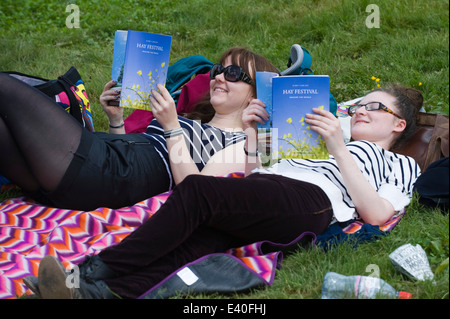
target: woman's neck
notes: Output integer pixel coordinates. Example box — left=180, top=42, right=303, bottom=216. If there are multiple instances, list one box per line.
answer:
left=207, top=112, right=243, bottom=132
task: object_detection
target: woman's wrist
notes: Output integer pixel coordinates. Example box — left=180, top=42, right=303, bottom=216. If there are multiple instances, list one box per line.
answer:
left=109, top=121, right=125, bottom=129
left=108, top=114, right=125, bottom=128
left=164, top=127, right=184, bottom=139
left=243, top=145, right=259, bottom=156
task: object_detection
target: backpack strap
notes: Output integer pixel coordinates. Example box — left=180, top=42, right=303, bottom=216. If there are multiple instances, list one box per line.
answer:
left=57, top=67, right=84, bottom=124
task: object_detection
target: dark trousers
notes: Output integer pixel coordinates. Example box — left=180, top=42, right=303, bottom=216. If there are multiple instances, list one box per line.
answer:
left=100, top=173, right=333, bottom=298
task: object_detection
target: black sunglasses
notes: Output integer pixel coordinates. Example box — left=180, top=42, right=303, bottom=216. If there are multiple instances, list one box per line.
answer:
left=210, top=63, right=253, bottom=85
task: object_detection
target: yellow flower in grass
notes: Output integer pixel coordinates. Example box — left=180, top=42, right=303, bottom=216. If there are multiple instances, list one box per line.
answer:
left=370, top=76, right=382, bottom=89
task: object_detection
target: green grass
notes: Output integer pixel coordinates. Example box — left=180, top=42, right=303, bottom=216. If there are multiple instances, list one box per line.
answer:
left=0, top=0, right=448, bottom=299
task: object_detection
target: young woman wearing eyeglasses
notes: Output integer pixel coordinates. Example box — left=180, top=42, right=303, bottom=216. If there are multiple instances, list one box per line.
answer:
left=0, top=47, right=278, bottom=211
left=34, top=84, right=422, bottom=299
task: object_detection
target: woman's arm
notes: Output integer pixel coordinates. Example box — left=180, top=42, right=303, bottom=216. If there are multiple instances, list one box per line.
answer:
left=305, top=108, right=395, bottom=225
left=99, top=80, right=126, bottom=134
left=196, top=140, right=247, bottom=176
left=329, top=144, right=396, bottom=225
left=150, top=85, right=200, bottom=184
left=242, top=99, right=268, bottom=176
left=151, top=85, right=247, bottom=185
left=243, top=128, right=261, bottom=176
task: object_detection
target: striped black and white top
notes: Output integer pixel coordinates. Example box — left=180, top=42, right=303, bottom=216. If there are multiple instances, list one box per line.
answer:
left=141, top=116, right=246, bottom=189
left=259, top=140, right=421, bottom=222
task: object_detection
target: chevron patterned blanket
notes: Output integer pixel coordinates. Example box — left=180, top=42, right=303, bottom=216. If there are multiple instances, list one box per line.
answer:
left=0, top=173, right=404, bottom=299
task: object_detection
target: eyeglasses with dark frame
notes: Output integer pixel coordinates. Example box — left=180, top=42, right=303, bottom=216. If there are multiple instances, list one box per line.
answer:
left=210, top=63, right=253, bottom=85
left=348, top=102, right=403, bottom=119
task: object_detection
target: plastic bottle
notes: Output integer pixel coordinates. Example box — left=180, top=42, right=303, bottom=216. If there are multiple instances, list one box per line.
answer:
left=321, top=272, right=412, bottom=299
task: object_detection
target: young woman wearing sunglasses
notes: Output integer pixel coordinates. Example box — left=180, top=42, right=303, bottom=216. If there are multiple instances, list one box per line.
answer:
left=35, top=85, right=422, bottom=299
left=0, top=47, right=279, bottom=211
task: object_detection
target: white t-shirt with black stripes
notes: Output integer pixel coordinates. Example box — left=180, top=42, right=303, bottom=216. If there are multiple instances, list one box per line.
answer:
left=256, top=140, right=421, bottom=223
left=141, top=116, right=246, bottom=189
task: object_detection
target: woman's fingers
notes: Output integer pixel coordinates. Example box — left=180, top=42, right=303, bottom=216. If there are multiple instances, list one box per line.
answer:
left=103, top=80, right=117, bottom=91
left=149, top=84, right=172, bottom=110
left=245, top=99, right=269, bottom=120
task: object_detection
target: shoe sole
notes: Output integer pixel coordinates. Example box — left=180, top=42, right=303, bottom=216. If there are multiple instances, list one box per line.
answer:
left=38, top=256, right=73, bottom=299
left=22, top=276, right=40, bottom=298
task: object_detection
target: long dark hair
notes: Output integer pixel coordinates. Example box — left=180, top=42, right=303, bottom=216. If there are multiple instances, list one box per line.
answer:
left=185, top=47, right=279, bottom=123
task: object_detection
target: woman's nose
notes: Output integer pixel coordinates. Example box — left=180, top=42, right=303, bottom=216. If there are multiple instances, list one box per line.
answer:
left=213, top=71, right=226, bottom=82
left=355, top=105, right=367, bottom=116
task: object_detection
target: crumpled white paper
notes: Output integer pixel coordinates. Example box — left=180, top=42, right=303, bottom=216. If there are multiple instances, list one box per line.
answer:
left=389, top=243, right=434, bottom=281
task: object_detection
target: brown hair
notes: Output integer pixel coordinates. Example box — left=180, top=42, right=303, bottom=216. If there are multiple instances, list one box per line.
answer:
left=374, top=85, right=423, bottom=150
left=185, top=47, right=279, bottom=123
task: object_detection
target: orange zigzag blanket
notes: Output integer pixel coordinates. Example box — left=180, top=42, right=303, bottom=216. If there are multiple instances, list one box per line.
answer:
left=0, top=192, right=170, bottom=299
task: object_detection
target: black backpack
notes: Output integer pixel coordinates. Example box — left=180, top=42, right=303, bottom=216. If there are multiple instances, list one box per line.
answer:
left=413, top=157, right=449, bottom=212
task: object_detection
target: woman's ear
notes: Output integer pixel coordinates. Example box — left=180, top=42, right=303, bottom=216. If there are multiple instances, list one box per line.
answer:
left=245, top=90, right=255, bottom=106
left=393, top=118, right=407, bottom=133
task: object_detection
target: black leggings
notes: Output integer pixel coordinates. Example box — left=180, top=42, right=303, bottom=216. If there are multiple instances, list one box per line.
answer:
left=0, top=72, right=82, bottom=193
left=100, top=173, right=333, bottom=298
left=0, top=73, right=169, bottom=210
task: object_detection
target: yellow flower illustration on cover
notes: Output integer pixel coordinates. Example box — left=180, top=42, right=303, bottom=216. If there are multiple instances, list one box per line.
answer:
left=275, top=107, right=328, bottom=160
left=121, top=64, right=169, bottom=111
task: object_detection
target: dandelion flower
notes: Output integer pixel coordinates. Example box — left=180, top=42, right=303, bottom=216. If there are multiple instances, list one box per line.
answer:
left=376, top=78, right=380, bottom=82
left=419, top=82, right=422, bottom=86
left=371, top=76, right=376, bottom=80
